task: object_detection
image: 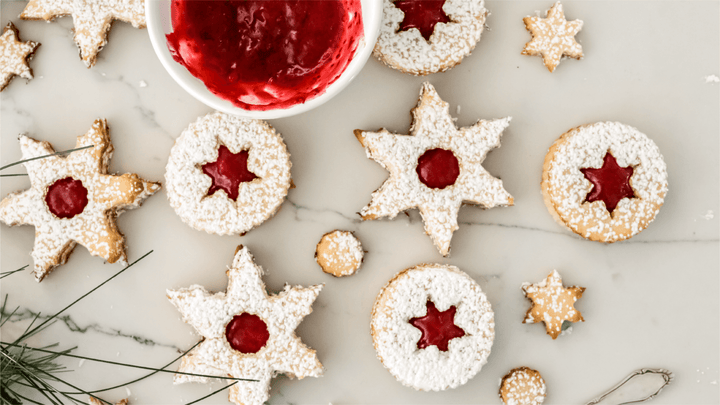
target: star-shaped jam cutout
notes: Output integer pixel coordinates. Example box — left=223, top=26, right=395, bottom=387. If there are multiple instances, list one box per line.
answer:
left=409, top=301, right=465, bottom=351
left=580, top=152, right=635, bottom=214
left=201, top=145, right=258, bottom=201
left=167, top=245, right=324, bottom=405
left=20, top=0, right=146, bottom=68
left=355, top=82, right=513, bottom=256
left=0, top=120, right=160, bottom=282
left=0, top=22, right=40, bottom=92
left=522, top=1, right=583, bottom=72
left=395, top=0, right=450, bottom=41
left=522, top=270, right=585, bottom=339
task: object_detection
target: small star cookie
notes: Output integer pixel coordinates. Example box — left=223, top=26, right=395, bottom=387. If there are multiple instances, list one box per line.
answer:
left=354, top=82, right=513, bottom=256
left=0, top=119, right=160, bottom=282
left=521, top=270, right=585, bottom=339
left=167, top=245, right=324, bottom=405
left=499, top=367, right=546, bottom=405
left=0, top=22, right=40, bottom=92
left=522, top=2, right=583, bottom=72
left=20, top=0, right=146, bottom=68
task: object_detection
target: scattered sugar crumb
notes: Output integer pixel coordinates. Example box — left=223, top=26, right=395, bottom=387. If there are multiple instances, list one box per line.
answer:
left=116, top=352, right=120, bottom=357
left=125, top=388, right=132, bottom=396
left=456, top=105, right=461, bottom=115
left=139, top=80, right=147, bottom=88
left=711, top=380, right=718, bottom=385
left=101, top=72, right=106, bottom=76
left=78, top=359, right=85, bottom=368
left=703, top=210, right=714, bottom=220
left=704, top=74, right=719, bottom=83
left=38, top=75, right=43, bottom=79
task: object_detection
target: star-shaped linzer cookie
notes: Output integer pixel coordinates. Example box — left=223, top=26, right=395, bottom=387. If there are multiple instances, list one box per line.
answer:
left=0, top=120, right=160, bottom=282
left=167, top=245, right=324, bottom=405
left=522, top=2, right=583, bottom=72
left=0, top=22, right=40, bottom=92
left=521, top=270, right=585, bottom=339
left=20, top=0, right=146, bottom=68
left=355, top=82, right=513, bottom=256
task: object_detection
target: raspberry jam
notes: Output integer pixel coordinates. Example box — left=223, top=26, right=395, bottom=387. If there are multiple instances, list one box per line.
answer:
left=45, top=177, right=88, bottom=219
left=167, top=0, right=364, bottom=111
left=416, top=148, right=460, bottom=189
left=202, top=145, right=258, bottom=201
left=225, top=313, right=270, bottom=354
left=580, top=152, right=635, bottom=214
left=395, top=0, right=450, bottom=41
left=409, top=301, right=465, bottom=351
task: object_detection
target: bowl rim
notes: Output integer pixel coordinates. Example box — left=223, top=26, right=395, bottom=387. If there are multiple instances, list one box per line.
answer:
left=145, top=0, right=382, bottom=120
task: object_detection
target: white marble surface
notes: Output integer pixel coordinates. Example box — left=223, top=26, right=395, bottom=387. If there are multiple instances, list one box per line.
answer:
left=1, top=1, right=718, bottom=404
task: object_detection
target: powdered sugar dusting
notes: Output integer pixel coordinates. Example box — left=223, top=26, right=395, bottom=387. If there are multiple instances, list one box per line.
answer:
left=20, top=0, right=146, bottom=68
left=499, top=367, right=546, bottom=405
left=167, top=246, right=324, bottom=405
left=0, top=22, right=40, bottom=91
left=0, top=119, right=160, bottom=281
left=315, top=230, right=364, bottom=277
left=165, top=112, right=292, bottom=235
left=355, top=82, right=512, bottom=256
left=373, top=0, right=487, bottom=75
left=542, top=122, right=668, bottom=243
left=370, top=264, right=494, bottom=391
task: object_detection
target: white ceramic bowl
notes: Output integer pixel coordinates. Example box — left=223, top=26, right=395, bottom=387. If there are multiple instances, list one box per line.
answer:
left=146, top=0, right=382, bottom=119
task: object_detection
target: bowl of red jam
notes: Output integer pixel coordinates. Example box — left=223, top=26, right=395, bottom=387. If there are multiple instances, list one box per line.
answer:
left=147, top=0, right=381, bottom=119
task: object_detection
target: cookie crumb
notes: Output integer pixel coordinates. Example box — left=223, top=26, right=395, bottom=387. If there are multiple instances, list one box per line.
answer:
left=704, top=74, right=719, bottom=83
left=139, top=80, right=147, bottom=88
left=703, top=210, right=714, bottom=220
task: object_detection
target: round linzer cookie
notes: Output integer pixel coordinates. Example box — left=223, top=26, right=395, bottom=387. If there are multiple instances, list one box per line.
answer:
left=373, top=0, right=488, bottom=76
left=315, top=230, right=364, bottom=277
left=541, top=122, right=667, bottom=243
left=499, top=367, right=546, bottom=405
left=0, top=120, right=160, bottom=282
left=370, top=263, right=494, bottom=391
left=165, top=112, right=292, bottom=235
left=167, top=245, right=324, bottom=405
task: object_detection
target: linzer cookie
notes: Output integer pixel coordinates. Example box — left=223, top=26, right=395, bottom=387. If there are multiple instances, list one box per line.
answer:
left=541, top=122, right=667, bottom=242
left=165, top=112, right=292, bottom=236
left=370, top=263, right=494, bottom=391
left=373, top=0, right=488, bottom=75
left=522, top=270, right=584, bottom=339
left=20, top=0, right=145, bottom=68
left=0, top=120, right=160, bottom=282
left=522, top=2, right=583, bottom=72
left=315, top=230, right=364, bottom=277
left=0, top=22, right=40, bottom=92
left=499, top=367, right=546, bottom=405
left=167, top=245, right=323, bottom=405
left=355, top=82, right=513, bottom=256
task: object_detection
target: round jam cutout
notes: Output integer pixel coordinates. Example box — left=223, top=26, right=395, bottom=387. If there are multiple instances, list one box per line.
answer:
left=225, top=313, right=270, bottom=354
left=201, top=145, right=257, bottom=201
left=45, top=177, right=89, bottom=219
left=416, top=148, right=460, bottom=189
left=395, top=0, right=450, bottom=41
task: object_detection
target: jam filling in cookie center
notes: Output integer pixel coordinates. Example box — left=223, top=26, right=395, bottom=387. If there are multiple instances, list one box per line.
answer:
left=202, top=145, right=258, bottom=201
left=225, top=313, right=270, bottom=354
left=416, top=148, right=460, bottom=189
left=580, top=152, right=635, bottom=214
left=395, top=0, right=450, bottom=41
left=45, top=177, right=89, bottom=219
left=409, top=301, right=465, bottom=351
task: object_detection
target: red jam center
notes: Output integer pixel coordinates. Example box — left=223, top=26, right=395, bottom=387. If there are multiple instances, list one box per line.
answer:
left=167, top=0, right=364, bottom=111
left=395, top=0, right=450, bottom=41
left=225, top=313, right=270, bottom=354
left=580, top=152, right=636, bottom=214
left=201, top=145, right=258, bottom=201
left=409, top=301, right=465, bottom=351
left=45, top=177, right=88, bottom=219
left=416, top=148, right=460, bottom=189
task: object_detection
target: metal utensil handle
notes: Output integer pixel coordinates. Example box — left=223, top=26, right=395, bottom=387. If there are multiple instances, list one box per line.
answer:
left=585, top=368, right=674, bottom=405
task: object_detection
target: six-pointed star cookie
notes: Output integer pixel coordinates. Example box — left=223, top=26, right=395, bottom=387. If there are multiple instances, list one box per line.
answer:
left=167, top=245, right=324, bottom=405
left=20, top=0, right=146, bottom=68
left=521, top=270, right=585, bottom=339
left=0, top=119, right=160, bottom=282
left=354, top=82, right=513, bottom=256
left=0, top=22, right=40, bottom=92
left=522, top=1, right=583, bottom=72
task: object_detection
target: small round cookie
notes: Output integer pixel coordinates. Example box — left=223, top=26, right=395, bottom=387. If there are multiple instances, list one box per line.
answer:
left=373, top=0, right=488, bottom=76
left=541, top=122, right=667, bottom=243
left=371, top=263, right=494, bottom=391
left=499, top=367, right=546, bottom=405
left=315, top=230, right=364, bottom=277
left=165, top=112, right=292, bottom=235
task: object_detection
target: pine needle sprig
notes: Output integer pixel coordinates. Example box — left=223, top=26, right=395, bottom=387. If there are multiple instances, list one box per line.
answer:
left=0, top=145, right=94, bottom=177
left=0, top=266, right=28, bottom=279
